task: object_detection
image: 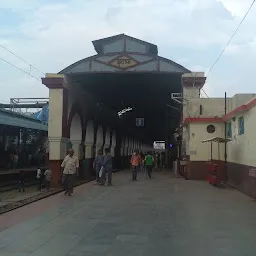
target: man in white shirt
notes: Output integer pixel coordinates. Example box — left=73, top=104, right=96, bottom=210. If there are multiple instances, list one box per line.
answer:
left=61, top=148, right=79, bottom=196
left=44, top=168, right=52, bottom=191
left=36, top=167, right=43, bottom=191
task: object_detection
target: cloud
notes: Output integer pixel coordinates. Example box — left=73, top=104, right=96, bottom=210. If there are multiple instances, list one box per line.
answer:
left=219, top=0, right=253, bottom=17
left=0, top=0, right=256, bottom=101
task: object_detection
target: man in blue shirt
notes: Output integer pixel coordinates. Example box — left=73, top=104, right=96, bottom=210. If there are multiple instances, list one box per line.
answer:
left=100, top=148, right=113, bottom=186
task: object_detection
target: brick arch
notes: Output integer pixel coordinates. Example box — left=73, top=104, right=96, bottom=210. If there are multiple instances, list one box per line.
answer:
left=67, top=102, right=85, bottom=141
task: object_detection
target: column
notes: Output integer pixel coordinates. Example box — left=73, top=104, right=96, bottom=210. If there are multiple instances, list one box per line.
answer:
left=95, top=126, right=103, bottom=154
left=182, top=72, right=206, bottom=179
left=85, top=142, right=93, bottom=159
left=122, top=137, right=128, bottom=168
left=120, top=137, right=125, bottom=157
left=110, top=131, right=116, bottom=156
left=128, top=138, right=132, bottom=155
left=42, top=74, right=69, bottom=187
left=83, top=140, right=94, bottom=179
left=104, top=131, right=111, bottom=150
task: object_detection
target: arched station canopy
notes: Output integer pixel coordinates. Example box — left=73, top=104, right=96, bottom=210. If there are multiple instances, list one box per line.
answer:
left=59, top=34, right=191, bottom=145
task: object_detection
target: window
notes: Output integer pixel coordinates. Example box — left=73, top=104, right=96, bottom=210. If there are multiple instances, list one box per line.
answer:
left=238, top=117, right=244, bottom=135
left=227, top=122, right=232, bottom=138
left=207, top=125, right=215, bottom=134
left=199, top=105, right=203, bottom=115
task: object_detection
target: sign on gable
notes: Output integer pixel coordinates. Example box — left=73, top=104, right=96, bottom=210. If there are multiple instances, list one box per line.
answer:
left=110, top=56, right=137, bottom=69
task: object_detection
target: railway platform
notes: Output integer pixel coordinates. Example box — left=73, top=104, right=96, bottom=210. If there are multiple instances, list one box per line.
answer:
left=1, top=170, right=256, bottom=255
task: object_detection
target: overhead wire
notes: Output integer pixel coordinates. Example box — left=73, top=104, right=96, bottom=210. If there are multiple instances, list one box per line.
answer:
left=201, top=88, right=209, bottom=98
left=201, top=0, right=256, bottom=98
left=0, top=44, right=45, bottom=76
left=207, top=0, right=256, bottom=76
left=0, top=57, right=41, bottom=81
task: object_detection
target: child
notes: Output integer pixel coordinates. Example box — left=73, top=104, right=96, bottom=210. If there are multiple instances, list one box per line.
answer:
left=18, top=170, right=25, bottom=192
left=44, top=167, right=52, bottom=191
left=36, top=167, right=43, bottom=191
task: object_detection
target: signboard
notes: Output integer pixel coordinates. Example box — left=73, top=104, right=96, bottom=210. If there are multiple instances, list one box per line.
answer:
left=153, top=141, right=165, bottom=150
left=110, top=56, right=137, bottom=69
left=136, top=118, right=144, bottom=127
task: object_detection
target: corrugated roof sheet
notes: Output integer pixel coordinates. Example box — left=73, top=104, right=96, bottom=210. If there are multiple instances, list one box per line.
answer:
left=0, top=109, right=48, bottom=131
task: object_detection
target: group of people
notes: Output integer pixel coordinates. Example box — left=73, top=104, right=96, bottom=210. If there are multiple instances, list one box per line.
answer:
left=36, top=167, right=52, bottom=191
left=17, top=166, right=52, bottom=193
left=17, top=148, right=162, bottom=196
left=130, top=151, right=154, bottom=181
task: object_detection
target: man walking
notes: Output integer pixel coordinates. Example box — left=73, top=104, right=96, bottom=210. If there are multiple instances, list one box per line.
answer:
left=100, top=148, right=113, bottom=186
left=93, top=149, right=104, bottom=184
left=145, top=151, right=154, bottom=179
left=130, top=150, right=141, bottom=181
left=61, top=148, right=79, bottom=196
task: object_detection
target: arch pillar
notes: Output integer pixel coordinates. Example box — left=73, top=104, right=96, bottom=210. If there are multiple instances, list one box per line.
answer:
left=123, top=137, right=127, bottom=156
left=120, top=136, right=128, bottom=168
left=120, top=137, right=125, bottom=157
left=138, top=141, right=142, bottom=151
left=84, top=120, right=94, bottom=179
left=67, top=102, right=86, bottom=179
left=124, top=137, right=128, bottom=156
left=95, top=125, right=104, bottom=154
left=110, top=131, right=116, bottom=156
left=131, top=139, right=134, bottom=154
left=110, top=130, right=117, bottom=169
left=127, top=137, right=131, bottom=156
left=104, top=128, right=111, bottom=150
left=42, top=75, right=69, bottom=187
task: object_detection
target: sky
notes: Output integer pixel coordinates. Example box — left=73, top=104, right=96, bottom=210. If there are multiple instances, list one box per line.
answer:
left=0, top=0, right=256, bottom=103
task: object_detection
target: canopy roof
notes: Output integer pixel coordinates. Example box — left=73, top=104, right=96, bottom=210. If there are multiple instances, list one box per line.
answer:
left=202, top=137, right=231, bottom=143
left=59, top=34, right=190, bottom=75
left=0, top=109, right=48, bottom=131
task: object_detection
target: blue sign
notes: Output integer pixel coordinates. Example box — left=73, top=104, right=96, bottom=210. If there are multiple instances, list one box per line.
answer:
left=136, top=118, right=144, bottom=127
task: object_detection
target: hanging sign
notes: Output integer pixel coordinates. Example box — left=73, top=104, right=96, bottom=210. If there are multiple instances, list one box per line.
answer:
left=136, top=118, right=144, bottom=127
left=153, top=141, right=165, bottom=149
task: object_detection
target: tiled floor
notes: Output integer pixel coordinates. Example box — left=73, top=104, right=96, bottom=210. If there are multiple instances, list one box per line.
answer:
left=1, top=170, right=256, bottom=256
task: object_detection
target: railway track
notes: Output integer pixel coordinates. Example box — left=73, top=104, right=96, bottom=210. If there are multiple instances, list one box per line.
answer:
left=0, top=178, right=39, bottom=193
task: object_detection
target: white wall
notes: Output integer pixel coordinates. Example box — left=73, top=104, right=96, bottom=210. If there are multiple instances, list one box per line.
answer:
left=227, top=105, right=256, bottom=166
left=188, top=122, right=225, bottom=161
left=70, top=113, right=82, bottom=141
left=183, top=84, right=256, bottom=166
left=231, top=94, right=256, bottom=110
left=184, top=98, right=228, bottom=119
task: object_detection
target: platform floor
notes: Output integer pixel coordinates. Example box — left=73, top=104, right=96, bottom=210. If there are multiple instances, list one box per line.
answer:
left=1, top=170, right=256, bottom=256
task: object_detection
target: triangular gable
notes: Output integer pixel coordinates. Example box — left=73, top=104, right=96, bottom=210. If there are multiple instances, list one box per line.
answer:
left=92, top=34, right=158, bottom=55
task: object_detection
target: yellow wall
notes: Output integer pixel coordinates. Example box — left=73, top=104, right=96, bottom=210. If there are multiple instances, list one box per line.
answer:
left=48, top=89, right=64, bottom=138
left=227, top=105, right=256, bottom=166
left=48, top=88, right=68, bottom=160
left=188, top=122, right=225, bottom=161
